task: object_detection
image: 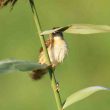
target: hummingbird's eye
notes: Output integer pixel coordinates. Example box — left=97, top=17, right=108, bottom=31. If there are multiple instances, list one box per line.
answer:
left=52, top=31, right=63, bottom=37
left=52, top=32, right=57, bottom=36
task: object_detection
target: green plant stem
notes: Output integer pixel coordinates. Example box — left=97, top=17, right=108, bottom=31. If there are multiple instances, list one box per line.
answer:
left=29, top=0, right=63, bottom=110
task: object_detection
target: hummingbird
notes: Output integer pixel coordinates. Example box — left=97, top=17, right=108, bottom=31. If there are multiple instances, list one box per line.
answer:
left=31, top=30, right=68, bottom=80
left=30, top=24, right=110, bottom=80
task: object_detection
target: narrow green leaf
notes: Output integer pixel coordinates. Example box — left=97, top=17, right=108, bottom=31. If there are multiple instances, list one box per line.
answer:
left=0, top=59, right=47, bottom=73
left=40, top=24, right=110, bottom=35
left=40, top=27, right=64, bottom=35
left=63, top=86, right=109, bottom=109
left=64, top=24, right=110, bottom=34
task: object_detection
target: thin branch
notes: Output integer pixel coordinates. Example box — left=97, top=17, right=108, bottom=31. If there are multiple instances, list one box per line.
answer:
left=29, top=0, right=63, bottom=110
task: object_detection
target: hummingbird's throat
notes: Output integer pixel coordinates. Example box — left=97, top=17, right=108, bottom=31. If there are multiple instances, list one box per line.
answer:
left=53, top=35, right=63, bottom=40
left=52, top=32, right=64, bottom=40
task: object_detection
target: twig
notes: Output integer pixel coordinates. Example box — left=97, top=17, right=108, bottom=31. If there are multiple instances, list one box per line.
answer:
left=29, top=0, right=63, bottom=110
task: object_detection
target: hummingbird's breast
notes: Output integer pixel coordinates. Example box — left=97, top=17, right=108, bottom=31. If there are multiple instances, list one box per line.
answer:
left=39, top=34, right=68, bottom=67
left=48, top=36, right=68, bottom=66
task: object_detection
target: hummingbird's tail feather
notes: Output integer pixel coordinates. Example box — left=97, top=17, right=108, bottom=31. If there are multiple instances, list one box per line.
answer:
left=30, top=68, right=48, bottom=80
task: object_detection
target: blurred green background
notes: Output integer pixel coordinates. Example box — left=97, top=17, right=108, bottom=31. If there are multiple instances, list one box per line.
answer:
left=0, top=0, right=110, bottom=110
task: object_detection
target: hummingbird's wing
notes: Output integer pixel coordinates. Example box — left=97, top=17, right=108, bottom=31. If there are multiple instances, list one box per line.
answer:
left=39, top=36, right=54, bottom=53
left=40, top=24, right=110, bottom=35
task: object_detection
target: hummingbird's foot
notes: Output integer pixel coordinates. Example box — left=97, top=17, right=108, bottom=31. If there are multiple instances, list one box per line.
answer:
left=47, top=64, right=52, bottom=68
left=47, top=64, right=56, bottom=72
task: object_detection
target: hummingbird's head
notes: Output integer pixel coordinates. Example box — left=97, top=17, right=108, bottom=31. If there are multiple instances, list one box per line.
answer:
left=51, top=27, right=63, bottom=39
left=52, top=31, right=63, bottom=37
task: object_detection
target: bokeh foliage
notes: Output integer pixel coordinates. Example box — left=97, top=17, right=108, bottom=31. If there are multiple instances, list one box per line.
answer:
left=0, top=0, right=110, bottom=110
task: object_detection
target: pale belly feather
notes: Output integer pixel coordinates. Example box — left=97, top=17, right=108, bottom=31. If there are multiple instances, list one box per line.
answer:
left=39, top=38, right=68, bottom=67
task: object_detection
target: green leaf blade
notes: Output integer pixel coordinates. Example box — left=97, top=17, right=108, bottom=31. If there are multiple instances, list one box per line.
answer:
left=40, top=24, right=110, bottom=35
left=40, top=26, right=69, bottom=35
left=40, top=27, right=63, bottom=35
left=63, top=86, right=109, bottom=109
left=64, top=24, right=110, bottom=34
left=0, top=60, right=15, bottom=73
left=0, top=59, right=47, bottom=73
